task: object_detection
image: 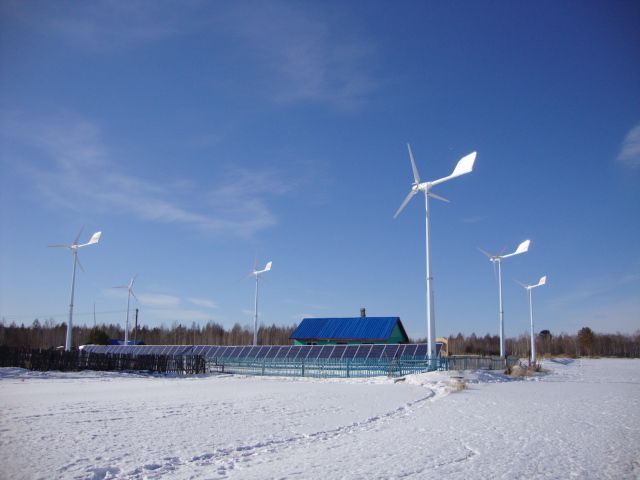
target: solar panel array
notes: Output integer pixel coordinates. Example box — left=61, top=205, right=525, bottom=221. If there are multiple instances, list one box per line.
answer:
left=81, top=343, right=436, bottom=359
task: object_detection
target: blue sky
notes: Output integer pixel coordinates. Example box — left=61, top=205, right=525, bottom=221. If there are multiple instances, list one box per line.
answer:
left=1, top=1, right=638, bottom=342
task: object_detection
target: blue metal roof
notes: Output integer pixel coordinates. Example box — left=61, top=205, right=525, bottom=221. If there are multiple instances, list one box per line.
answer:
left=289, top=317, right=407, bottom=341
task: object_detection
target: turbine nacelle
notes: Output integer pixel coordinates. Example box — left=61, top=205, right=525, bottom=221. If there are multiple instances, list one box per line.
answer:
left=114, top=273, right=139, bottom=301
left=478, top=240, right=530, bottom=262
left=394, top=145, right=476, bottom=218
left=515, top=276, right=546, bottom=290
left=240, top=261, right=273, bottom=282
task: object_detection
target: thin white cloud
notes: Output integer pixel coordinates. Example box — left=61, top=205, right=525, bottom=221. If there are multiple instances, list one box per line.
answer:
left=5, top=0, right=201, bottom=50
left=2, top=112, right=292, bottom=237
left=6, top=2, right=379, bottom=111
left=136, top=294, right=181, bottom=310
left=223, top=2, right=379, bottom=110
left=617, top=123, right=640, bottom=168
left=188, top=298, right=218, bottom=309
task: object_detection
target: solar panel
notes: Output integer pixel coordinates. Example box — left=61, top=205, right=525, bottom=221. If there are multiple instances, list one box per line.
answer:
left=354, top=345, right=371, bottom=358
left=273, top=346, right=292, bottom=358
left=369, top=344, right=385, bottom=358
left=319, top=345, right=335, bottom=358
left=206, top=346, right=219, bottom=356
left=414, top=344, right=428, bottom=356
left=342, top=345, right=360, bottom=359
left=245, top=346, right=261, bottom=358
left=221, top=346, right=236, bottom=357
left=234, top=346, right=250, bottom=358
left=251, top=346, right=268, bottom=358
left=382, top=344, right=400, bottom=358
left=329, top=345, right=347, bottom=358
left=402, top=344, right=417, bottom=356
left=306, top=346, right=323, bottom=359
left=263, top=346, right=279, bottom=358
left=286, top=346, right=302, bottom=358
left=191, top=346, right=205, bottom=355
left=217, top=346, right=231, bottom=357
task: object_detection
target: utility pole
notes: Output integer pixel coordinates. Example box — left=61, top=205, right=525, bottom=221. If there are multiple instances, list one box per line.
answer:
left=134, top=308, right=139, bottom=344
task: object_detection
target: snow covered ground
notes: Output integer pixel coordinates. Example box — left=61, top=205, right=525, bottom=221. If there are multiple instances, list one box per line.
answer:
left=1, top=358, right=639, bottom=480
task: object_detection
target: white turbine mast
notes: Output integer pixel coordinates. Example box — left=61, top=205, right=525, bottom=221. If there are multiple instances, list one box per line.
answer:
left=477, top=239, right=530, bottom=357
left=514, top=275, right=546, bottom=365
left=394, top=144, right=476, bottom=358
left=239, top=257, right=272, bottom=346
left=47, top=226, right=102, bottom=351
left=114, top=274, right=138, bottom=346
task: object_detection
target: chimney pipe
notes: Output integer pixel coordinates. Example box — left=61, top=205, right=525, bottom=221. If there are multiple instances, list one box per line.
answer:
left=360, top=308, right=366, bottom=317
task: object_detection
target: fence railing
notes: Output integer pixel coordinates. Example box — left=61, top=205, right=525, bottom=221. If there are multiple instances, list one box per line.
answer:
left=1, top=345, right=517, bottom=377
left=446, top=355, right=519, bottom=371
left=207, top=355, right=444, bottom=378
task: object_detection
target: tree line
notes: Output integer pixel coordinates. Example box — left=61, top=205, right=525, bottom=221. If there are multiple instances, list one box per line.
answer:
left=445, top=327, right=640, bottom=358
left=1, top=318, right=638, bottom=358
left=0, top=318, right=297, bottom=349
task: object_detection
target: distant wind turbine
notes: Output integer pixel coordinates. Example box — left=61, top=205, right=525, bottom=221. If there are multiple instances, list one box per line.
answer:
left=514, top=276, right=546, bottom=365
left=239, top=258, right=272, bottom=346
left=394, top=144, right=476, bottom=357
left=114, top=274, right=138, bottom=346
left=478, top=240, right=530, bottom=357
left=47, top=226, right=101, bottom=351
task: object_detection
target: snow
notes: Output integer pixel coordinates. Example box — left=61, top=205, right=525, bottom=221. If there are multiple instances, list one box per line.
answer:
left=1, top=358, right=639, bottom=480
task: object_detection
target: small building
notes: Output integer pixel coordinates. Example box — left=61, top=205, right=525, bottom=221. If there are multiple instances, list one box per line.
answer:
left=108, top=339, right=145, bottom=346
left=290, top=317, right=409, bottom=346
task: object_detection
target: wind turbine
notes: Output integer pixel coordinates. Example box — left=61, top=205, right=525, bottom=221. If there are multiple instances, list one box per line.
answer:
left=47, top=226, right=102, bottom=351
left=239, top=258, right=272, bottom=346
left=394, top=144, right=477, bottom=357
left=514, top=276, right=546, bottom=365
left=477, top=240, right=530, bottom=357
left=114, top=274, right=138, bottom=346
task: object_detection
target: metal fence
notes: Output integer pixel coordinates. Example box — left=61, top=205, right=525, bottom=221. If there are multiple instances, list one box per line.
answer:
left=207, top=355, right=444, bottom=378
left=446, top=355, right=519, bottom=371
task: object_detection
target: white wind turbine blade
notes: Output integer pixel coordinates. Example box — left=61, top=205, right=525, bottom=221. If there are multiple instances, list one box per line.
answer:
left=73, top=226, right=85, bottom=247
left=394, top=189, right=416, bottom=218
left=239, top=272, right=254, bottom=282
left=503, top=239, right=530, bottom=258
left=407, top=144, right=420, bottom=184
left=513, top=279, right=528, bottom=288
left=75, top=255, right=84, bottom=273
left=130, top=289, right=139, bottom=302
left=427, top=191, right=450, bottom=203
left=257, top=275, right=270, bottom=285
left=129, top=273, right=138, bottom=288
left=477, top=247, right=494, bottom=259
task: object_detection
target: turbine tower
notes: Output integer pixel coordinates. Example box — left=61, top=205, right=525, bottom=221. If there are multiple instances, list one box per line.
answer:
left=48, top=226, right=102, bottom=351
left=240, top=258, right=272, bottom=346
left=114, top=274, right=138, bottom=346
left=478, top=240, right=530, bottom=357
left=394, top=144, right=476, bottom=357
left=514, top=276, right=546, bottom=365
